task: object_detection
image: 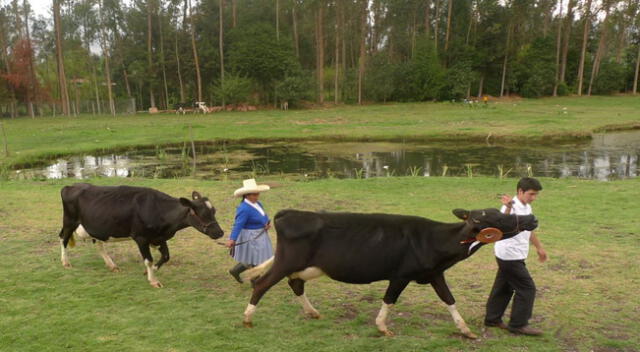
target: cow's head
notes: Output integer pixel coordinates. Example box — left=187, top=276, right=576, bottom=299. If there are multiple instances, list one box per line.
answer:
left=180, top=191, right=224, bottom=239
left=452, top=208, right=538, bottom=243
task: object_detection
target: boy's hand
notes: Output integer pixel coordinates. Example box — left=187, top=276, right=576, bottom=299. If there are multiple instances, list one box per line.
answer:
left=500, top=194, right=513, bottom=207
left=537, top=248, right=548, bottom=262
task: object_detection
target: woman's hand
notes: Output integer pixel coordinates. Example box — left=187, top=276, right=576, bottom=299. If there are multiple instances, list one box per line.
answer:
left=264, top=222, right=271, bottom=231
left=226, top=239, right=235, bottom=248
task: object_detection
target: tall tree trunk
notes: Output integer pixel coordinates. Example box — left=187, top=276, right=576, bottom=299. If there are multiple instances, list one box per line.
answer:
left=433, top=0, right=440, bottom=52
left=587, top=6, right=610, bottom=96
left=99, top=1, right=115, bottom=116
left=633, top=43, right=640, bottom=94
left=175, top=30, right=185, bottom=103
left=357, top=0, right=366, bottom=105
left=553, top=0, right=563, bottom=96
left=315, top=2, right=325, bottom=104
left=24, top=0, right=36, bottom=118
left=334, top=0, right=340, bottom=104
left=444, top=0, right=453, bottom=53
left=276, top=0, right=279, bottom=42
left=219, top=0, right=225, bottom=107
left=292, top=4, right=299, bottom=58
left=559, top=0, right=576, bottom=85
left=411, top=10, right=417, bottom=58
left=477, top=74, right=484, bottom=98
left=91, top=65, right=102, bottom=114
left=114, top=32, right=132, bottom=99
left=147, top=0, right=156, bottom=109
left=53, top=0, right=70, bottom=116
left=189, top=0, right=203, bottom=102
left=232, top=0, right=237, bottom=27
left=424, top=0, right=431, bottom=37
left=500, top=22, right=512, bottom=97
left=158, top=7, right=169, bottom=109
left=577, top=0, right=592, bottom=96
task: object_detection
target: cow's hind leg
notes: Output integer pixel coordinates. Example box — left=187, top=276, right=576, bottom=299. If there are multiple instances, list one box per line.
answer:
left=135, top=241, right=162, bottom=288
left=431, top=274, right=477, bottom=339
left=377, top=279, right=410, bottom=337
left=58, top=225, right=76, bottom=268
left=288, top=278, right=320, bottom=319
left=95, top=241, right=119, bottom=272
left=244, top=267, right=288, bottom=328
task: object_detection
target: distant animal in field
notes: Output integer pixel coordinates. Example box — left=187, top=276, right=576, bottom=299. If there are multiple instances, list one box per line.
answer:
left=58, top=183, right=224, bottom=288
left=241, top=208, right=538, bottom=338
left=281, top=101, right=289, bottom=110
left=195, top=101, right=209, bottom=114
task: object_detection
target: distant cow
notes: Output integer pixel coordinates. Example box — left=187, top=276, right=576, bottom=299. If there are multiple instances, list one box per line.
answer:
left=241, top=208, right=537, bottom=338
left=58, top=183, right=224, bottom=287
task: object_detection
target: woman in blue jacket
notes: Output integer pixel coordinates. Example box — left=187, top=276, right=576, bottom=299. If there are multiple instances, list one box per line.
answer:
left=227, top=179, right=274, bottom=283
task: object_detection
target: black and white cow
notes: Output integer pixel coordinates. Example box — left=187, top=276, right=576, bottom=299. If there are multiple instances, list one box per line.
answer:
left=241, top=208, right=538, bottom=338
left=58, top=183, right=224, bottom=287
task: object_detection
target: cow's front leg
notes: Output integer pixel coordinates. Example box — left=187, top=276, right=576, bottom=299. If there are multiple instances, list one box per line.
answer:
left=136, top=241, right=162, bottom=288
left=377, top=279, right=410, bottom=337
left=152, top=241, right=170, bottom=271
left=96, top=241, right=119, bottom=272
left=431, top=274, right=477, bottom=339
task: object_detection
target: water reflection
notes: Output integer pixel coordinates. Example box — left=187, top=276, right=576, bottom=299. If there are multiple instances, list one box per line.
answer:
left=14, top=130, right=640, bottom=181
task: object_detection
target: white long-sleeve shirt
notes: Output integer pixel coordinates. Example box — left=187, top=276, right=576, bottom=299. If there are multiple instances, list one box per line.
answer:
left=494, top=197, right=532, bottom=260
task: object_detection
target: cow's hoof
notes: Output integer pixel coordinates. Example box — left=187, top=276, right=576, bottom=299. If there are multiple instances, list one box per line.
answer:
left=150, top=281, right=163, bottom=288
left=243, top=321, right=253, bottom=328
left=463, top=331, right=478, bottom=339
left=110, top=267, right=120, bottom=273
left=380, top=329, right=395, bottom=337
left=307, top=311, right=321, bottom=319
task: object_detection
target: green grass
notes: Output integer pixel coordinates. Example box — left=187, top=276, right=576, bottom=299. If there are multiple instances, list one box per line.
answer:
left=1, top=96, right=639, bottom=168
left=1, top=176, right=639, bottom=351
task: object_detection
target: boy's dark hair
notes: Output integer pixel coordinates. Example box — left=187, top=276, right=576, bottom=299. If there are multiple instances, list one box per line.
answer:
left=517, top=177, right=543, bottom=192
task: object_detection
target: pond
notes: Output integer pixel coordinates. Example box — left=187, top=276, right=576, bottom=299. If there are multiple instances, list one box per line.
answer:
left=13, top=130, right=640, bottom=181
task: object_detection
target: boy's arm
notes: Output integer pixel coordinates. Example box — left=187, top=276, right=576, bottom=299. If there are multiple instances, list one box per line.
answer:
left=530, top=232, right=548, bottom=262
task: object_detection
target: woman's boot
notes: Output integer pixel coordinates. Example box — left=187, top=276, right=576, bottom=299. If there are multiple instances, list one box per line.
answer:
left=229, top=263, right=249, bottom=283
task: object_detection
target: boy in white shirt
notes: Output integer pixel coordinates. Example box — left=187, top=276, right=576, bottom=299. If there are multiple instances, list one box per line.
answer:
left=484, top=177, right=547, bottom=336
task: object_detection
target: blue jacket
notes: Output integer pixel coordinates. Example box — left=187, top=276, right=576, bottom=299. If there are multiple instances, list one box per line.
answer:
left=229, top=201, right=270, bottom=241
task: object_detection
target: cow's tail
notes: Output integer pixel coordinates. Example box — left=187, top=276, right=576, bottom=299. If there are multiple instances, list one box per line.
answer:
left=241, top=256, right=274, bottom=281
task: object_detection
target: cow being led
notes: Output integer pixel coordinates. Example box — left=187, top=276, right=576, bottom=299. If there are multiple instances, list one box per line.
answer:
left=241, top=208, right=538, bottom=338
left=57, top=183, right=224, bottom=288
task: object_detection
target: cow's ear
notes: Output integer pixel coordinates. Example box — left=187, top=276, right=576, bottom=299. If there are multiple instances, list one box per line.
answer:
left=192, top=191, right=202, bottom=200
left=452, top=209, right=470, bottom=220
left=180, top=198, right=195, bottom=209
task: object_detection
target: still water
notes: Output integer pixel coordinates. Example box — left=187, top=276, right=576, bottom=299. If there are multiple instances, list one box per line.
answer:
left=14, top=130, right=640, bottom=181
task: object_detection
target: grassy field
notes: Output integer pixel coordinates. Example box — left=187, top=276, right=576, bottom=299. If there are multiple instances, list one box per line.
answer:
left=1, top=96, right=639, bottom=168
left=1, top=176, right=639, bottom=352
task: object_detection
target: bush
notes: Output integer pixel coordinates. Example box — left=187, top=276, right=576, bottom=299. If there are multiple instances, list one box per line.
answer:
left=512, top=37, right=555, bottom=98
left=592, top=61, right=626, bottom=95
left=275, top=71, right=313, bottom=107
left=212, top=74, right=253, bottom=105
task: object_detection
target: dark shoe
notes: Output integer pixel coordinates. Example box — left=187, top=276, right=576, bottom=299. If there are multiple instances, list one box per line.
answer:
left=229, top=263, right=249, bottom=284
left=485, top=321, right=508, bottom=330
left=508, top=325, right=543, bottom=336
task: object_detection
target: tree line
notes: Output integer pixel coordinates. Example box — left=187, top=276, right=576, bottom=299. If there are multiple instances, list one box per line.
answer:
left=1, top=0, right=640, bottom=117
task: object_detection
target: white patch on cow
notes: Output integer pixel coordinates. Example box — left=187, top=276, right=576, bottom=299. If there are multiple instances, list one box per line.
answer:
left=375, top=303, right=394, bottom=336
left=74, top=224, right=92, bottom=240
left=144, top=259, right=162, bottom=287
left=243, top=304, right=256, bottom=326
left=205, top=200, right=213, bottom=209
left=60, top=239, right=71, bottom=267
left=296, top=293, right=320, bottom=318
left=447, top=304, right=476, bottom=338
left=96, top=241, right=119, bottom=271
left=290, top=267, right=324, bottom=281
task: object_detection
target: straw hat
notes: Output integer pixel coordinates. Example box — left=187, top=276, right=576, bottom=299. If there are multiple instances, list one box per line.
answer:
left=233, top=179, right=270, bottom=197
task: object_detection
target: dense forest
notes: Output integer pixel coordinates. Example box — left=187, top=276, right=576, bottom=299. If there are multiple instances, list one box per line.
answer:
left=1, top=0, right=639, bottom=117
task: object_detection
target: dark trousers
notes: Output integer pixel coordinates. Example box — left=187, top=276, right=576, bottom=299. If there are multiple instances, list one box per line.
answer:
left=485, top=258, right=536, bottom=329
